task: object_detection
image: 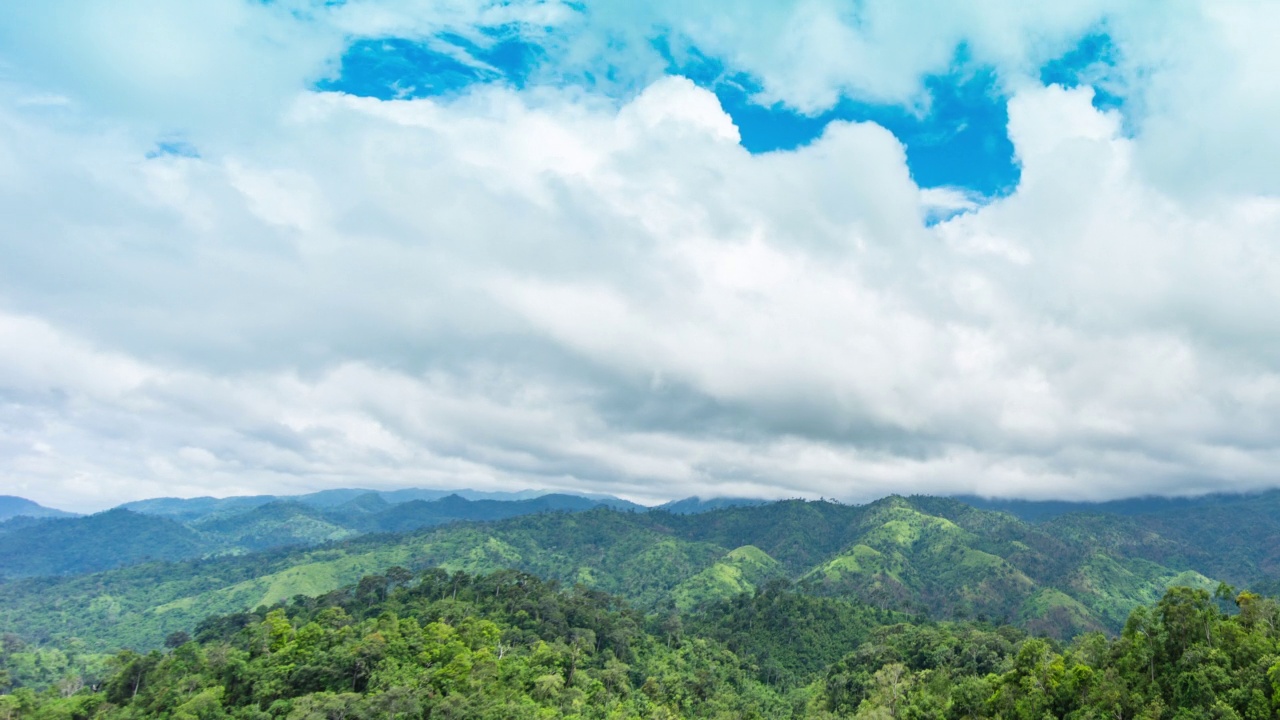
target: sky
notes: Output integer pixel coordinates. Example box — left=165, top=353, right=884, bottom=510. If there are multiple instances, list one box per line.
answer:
left=3, top=2, right=1280, bottom=512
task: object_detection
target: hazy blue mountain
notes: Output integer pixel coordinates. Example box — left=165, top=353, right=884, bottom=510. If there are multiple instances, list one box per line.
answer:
left=953, top=491, right=1276, bottom=522
left=0, top=509, right=208, bottom=578
left=293, top=487, right=558, bottom=507
left=357, top=493, right=617, bottom=533
left=331, top=492, right=393, bottom=514
left=0, top=496, right=76, bottom=522
left=0, top=490, right=647, bottom=578
left=190, top=501, right=359, bottom=551
left=0, top=515, right=56, bottom=537
left=374, top=487, right=550, bottom=503
left=288, top=488, right=380, bottom=507
left=658, top=496, right=771, bottom=514
left=118, top=487, right=643, bottom=520
left=573, top=492, right=648, bottom=511
left=118, top=495, right=278, bottom=521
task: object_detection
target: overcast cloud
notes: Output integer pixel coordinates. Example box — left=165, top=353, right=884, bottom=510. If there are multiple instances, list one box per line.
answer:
left=3, top=1, right=1280, bottom=511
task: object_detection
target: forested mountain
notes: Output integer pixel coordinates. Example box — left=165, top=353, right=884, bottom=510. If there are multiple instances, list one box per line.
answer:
left=954, top=489, right=1280, bottom=522
left=0, top=493, right=649, bottom=580
left=116, top=495, right=280, bottom=522
left=24, top=486, right=1274, bottom=594
left=5, top=492, right=1280, bottom=717
left=118, top=488, right=643, bottom=523
left=0, top=516, right=57, bottom=538
left=0, top=496, right=1231, bottom=652
left=0, top=510, right=206, bottom=578
left=349, top=493, right=627, bottom=533
left=190, top=503, right=361, bottom=552
left=656, top=497, right=770, bottom=514
left=0, top=496, right=75, bottom=522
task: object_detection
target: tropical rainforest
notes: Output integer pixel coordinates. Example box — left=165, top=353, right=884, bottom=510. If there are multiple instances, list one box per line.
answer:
left=3, top=489, right=1280, bottom=718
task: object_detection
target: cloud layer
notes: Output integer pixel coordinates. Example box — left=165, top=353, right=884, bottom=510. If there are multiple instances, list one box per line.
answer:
left=2, top=2, right=1280, bottom=511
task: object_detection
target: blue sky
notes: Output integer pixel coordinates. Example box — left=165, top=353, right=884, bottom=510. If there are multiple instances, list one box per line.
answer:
left=320, top=25, right=1126, bottom=200
left=2, top=1, right=1280, bottom=510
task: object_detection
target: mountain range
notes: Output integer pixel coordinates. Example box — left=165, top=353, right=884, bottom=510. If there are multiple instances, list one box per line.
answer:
left=5, top=488, right=1280, bottom=655
left=0, top=490, right=781, bottom=579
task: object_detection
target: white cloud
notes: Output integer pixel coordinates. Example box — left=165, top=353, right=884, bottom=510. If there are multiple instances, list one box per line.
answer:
left=2, top=2, right=1280, bottom=510
left=0, top=0, right=342, bottom=139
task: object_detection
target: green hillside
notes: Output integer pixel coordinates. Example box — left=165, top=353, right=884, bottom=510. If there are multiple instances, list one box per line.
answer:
left=190, top=502, right=359, bottom=552
left=0, top=496, right=1245, bottom=653
left=1044, top=492, right=1280, bottom=586
left=671, top=545, right=784, bottom=611
left=0, top=510, right=206, bottom=579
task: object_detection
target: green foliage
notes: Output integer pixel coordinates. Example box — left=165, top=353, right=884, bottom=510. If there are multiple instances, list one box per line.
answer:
left=814, top=586, right=1280, bottom=720
left=4, top=569, right=795, bottom=719
left=7, top=568, right=1280, bottom=720
left=685, top=580, right=899, bottom=686
left=0, top=634, right=110, bottom=698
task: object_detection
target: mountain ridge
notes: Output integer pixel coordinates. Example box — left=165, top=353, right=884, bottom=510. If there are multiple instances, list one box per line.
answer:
left=0, top=495, right=77, bottom=522
left=0, top=494, right=1247, bottom=652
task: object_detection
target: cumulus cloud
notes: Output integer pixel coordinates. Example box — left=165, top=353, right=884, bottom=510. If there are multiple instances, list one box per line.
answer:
left=2, top=2, right=1280, bottom=510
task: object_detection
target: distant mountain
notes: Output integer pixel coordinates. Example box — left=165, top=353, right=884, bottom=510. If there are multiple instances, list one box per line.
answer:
left=0, top=509, right=207, bottom=578
left=1041, top=490, right=1280, bottom=588
left=658, top=496, right=771, bottom=514
left=0, top=489, right=647, bottom=579
left=334, top=491, right=392, bottom=514
left=292, top=487, right=606, bottom=508
left=0, top=496, right=76, bottom=522
left=357, top=493, right=614, bottom=533
left=118, top=487, right=644, bottom=520
left=118, top=495, right=278, bottom=521
left=191, top=501, right=359, bottom=551
left=952, top=491, right=1276, bottom=522
left=370, top=487, right=552, bottom=504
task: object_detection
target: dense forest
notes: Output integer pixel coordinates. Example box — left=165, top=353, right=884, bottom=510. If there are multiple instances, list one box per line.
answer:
left=5, top=492, right=1280, bottom=717
left=3, top=567, right=1279, bottom=719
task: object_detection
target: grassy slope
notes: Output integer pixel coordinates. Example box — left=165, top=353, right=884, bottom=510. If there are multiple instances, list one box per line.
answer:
left=671, top=545, right=785, bottom=611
